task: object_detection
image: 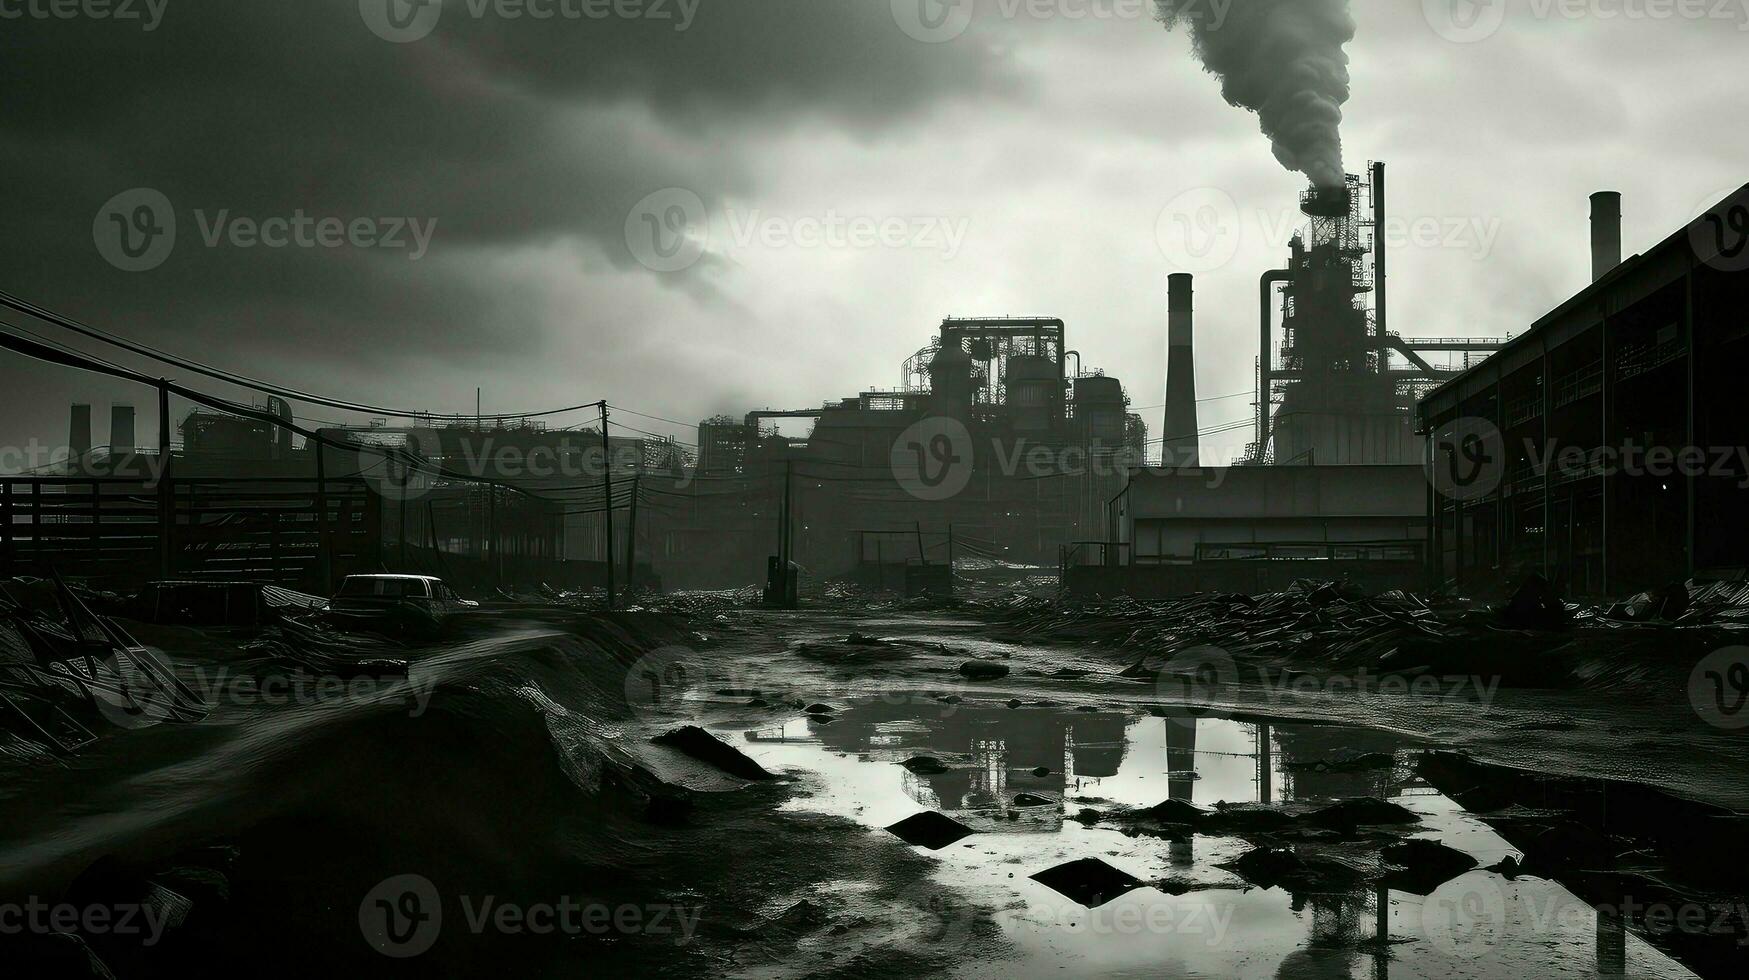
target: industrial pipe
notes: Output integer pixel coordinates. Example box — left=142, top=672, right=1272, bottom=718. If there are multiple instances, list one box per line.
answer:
left=1258, top=269, right=1292, bottom=460
left=1591, top=191, right=1622, bottom=282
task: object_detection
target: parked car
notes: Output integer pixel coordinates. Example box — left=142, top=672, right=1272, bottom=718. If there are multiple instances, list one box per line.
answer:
left=326, top=575, right=478, bottom=636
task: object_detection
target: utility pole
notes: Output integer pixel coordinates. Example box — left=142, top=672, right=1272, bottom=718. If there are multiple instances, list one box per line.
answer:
left=157, top=381, right=173, bottom=580
left=600, top=401, right=615, bottom=610
left=624, top=474, right=639, bottom=593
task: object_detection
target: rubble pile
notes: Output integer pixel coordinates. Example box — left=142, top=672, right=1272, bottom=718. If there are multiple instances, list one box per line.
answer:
left=973, top=577, right=1749, bottom=683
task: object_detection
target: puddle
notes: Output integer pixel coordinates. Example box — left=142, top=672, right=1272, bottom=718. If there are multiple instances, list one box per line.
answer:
left=730, top=700, right=1703, bottom=979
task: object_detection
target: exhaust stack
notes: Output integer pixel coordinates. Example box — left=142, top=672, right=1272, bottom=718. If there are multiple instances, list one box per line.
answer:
left=1591, top=191, right=1622, bottom=282
left=1164, top=273, right=1200, bottom=468
left=70, top=404, right=92, bottom=467
left=110, top=405, right=136, bottom=455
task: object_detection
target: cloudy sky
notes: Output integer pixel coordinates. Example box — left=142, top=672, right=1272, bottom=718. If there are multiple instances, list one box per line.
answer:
left=2, top=0, right=1745, bottom=465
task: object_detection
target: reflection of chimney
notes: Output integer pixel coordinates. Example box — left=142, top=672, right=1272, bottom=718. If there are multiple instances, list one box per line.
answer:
left=110, top=405, right=136, bottom=455
left=70, top=404, right=92, bottom=466
left=1163, top=274, right=1200, bottom=468
left=1591, top=191, right=1622, bottom=282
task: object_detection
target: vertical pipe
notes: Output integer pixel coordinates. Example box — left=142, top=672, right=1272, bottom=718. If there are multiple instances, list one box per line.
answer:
left=1591, top=191, right=1622, bottom=282
left=1258, top=271, right=1292, bottom=461
left=315, top=435, right=331, bottom=595
left=600, top=402, right=615, bottom=610
left=1373, top=162, right=1389, bottom=364
left=625, top=475, right=639, bottom=591
left=156, top=383, right=172, bottom=580
left=1685, top=265, right=1697, bottom=578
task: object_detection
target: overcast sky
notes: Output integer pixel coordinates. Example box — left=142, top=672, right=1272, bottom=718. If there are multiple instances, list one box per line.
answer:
left=2, top=0, right=1745, bottom=465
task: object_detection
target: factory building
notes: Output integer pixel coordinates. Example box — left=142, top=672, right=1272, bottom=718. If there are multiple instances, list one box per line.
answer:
left=1082, top=163, right=1487, bottom=597
left=668, top=316, right=1147, bottom=588
left=1418, top=185, right=1749, bottom=596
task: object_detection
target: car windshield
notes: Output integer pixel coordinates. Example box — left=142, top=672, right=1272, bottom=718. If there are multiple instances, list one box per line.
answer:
left=337, top=577, right=428, bottom=598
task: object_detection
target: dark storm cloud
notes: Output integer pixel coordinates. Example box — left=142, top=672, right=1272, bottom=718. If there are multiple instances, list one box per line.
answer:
left=0, top=0, right=1014, bottom=361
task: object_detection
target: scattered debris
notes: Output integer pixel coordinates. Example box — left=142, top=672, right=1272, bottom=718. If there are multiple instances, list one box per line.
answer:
left=1221, top=847, right=1365, bottom=892
left=1301, top=797, right=1420, bottom=832
left=652, top=726, right=774, bottom=781
left=1380, top=838, right=1478, bottom=894
left=958, top=660, right=1010, bottom=681
left=886, top=811, right=976, bottom=850
left=1030, top=858, right=1144, bottom=908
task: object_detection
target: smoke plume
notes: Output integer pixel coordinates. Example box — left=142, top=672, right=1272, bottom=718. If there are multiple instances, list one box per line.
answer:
left=1156, top=0, right=1356, bottom=188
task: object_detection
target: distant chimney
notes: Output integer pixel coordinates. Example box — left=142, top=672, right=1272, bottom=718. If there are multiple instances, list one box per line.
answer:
left=1163, top=273, right=1200, bottom=468
left=1591, top=191, right=1622, bottom=282
left=70, top=404, right=92, bottom=465
left=110, top=405, right=136, bottom=455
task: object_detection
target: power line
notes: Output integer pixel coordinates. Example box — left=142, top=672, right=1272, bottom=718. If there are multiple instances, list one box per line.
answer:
left=0, top=288, right=600, bottom=422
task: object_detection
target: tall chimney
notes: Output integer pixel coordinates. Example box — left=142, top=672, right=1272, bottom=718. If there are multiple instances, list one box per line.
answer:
left=1591, top=191, right=1622, bottom=282
left=110, top=405, right=136, bottom=455
left=1163, top=273, right=1200, bottom=468
left=69, top=404, right=92, bottom=467
left=1372, top=161, right=1388, bottom=360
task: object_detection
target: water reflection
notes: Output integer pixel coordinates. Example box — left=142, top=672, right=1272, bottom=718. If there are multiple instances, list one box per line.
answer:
left=738, top=701, right=1699, bottom=980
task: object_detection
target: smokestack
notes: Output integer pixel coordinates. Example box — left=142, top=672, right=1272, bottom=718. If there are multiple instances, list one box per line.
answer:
left=1373, top=161, right=1388, bottom=360
left=69, top=404, right=92, bottom=466
left=110, top=405, right=136, bottom=455
left=1164, top=273, right=1200, bottom=468
left=1591, top=191, right=1622, bottom=282
left=1156, top=0, right=1358, bottom=188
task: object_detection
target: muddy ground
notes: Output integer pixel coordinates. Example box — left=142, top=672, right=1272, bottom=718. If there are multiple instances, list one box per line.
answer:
left=4, top=604, right=1748, bottom=978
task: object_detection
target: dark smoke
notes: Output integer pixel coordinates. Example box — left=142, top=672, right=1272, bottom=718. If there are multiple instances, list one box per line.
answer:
left=1155, top=0, right=1356, bottom=188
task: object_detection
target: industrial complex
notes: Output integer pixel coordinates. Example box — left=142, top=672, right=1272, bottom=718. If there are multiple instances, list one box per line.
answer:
left=12, top=170, right=1749, bottom=602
